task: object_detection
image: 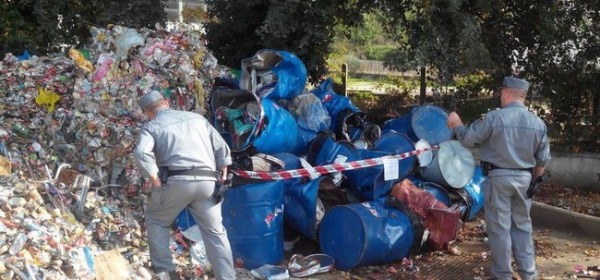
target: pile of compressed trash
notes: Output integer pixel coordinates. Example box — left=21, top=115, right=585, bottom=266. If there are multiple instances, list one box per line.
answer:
left=0, top=23, right=222, bottom=184
left=0, top=24, right=230, bottom=279
left=0, top=22, right=485, bottom=279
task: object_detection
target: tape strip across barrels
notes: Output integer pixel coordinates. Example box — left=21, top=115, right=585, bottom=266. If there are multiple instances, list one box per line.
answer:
left=232, top=142, right=439, bottom=181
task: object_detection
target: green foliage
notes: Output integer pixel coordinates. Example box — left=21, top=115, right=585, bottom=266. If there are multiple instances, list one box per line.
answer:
left=379, top=0, right=492, bottom=83
left=472, top=0, right=600, bottom=152
left=0, top=0, right=166, bottom=56
left=0, top=1, right=42, bottom=55
left=206, top=0, right=369, bottom=82
left=182, top=4, right=210, bottom=23
left=373, top=0, right=600, bottom=152
left=454, top=72, right=494, bottom=99
left=364, top=45, right=395, bottom=61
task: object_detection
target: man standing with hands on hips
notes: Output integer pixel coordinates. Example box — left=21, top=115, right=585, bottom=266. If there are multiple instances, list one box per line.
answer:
left=447, top=77, right=551, bottom=280
left=134, top=90, right=236, bottom=280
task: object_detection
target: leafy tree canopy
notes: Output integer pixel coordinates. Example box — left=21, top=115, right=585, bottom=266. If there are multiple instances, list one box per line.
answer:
left=0, top=0, right=166, bottom=56
left=205, top=0, right=370, bottom=82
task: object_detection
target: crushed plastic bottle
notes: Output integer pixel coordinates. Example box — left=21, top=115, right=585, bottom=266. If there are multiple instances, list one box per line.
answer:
left=8, top=232, right=28, bottom=255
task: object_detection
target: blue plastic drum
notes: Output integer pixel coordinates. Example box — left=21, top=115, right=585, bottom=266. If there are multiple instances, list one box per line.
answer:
left=373, top=132, right=417, bottom=179
left=461, top=166, right=486, bottom=220
left=421, top=182, right=452, bottom=207
left=420, top=140, right=475, bottom=189
left=222, top=180, right=285, bottom=269
left=382, top=105, right=452, bottom=145
left=174, top=208, right=196, bottom=231
left=318, top=200, right=414, bottom=270
left=308, top=134, right=388, bottom=201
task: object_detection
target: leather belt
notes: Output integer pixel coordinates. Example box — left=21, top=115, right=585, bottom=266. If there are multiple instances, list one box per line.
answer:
left=166, top=168, right=219, bottom=178
left=481, top=161, right=533, bottom=173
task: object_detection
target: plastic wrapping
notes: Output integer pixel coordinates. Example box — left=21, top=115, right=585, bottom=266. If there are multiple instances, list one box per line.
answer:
left=291, top=93, right=331, bottom=133
left=114, top=28, right=145, bottom=60
left=310, top=78, right=361, bottom=132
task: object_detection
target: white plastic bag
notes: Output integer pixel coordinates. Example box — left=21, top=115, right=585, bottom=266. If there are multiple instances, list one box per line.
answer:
left=291, top=93, right=331, bottom=132
left=115, top=28, right=145, bottom=60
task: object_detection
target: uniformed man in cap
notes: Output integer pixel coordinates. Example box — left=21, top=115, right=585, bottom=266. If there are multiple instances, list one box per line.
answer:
left=134, top=90, right=235, bottom=280
left=447, top=77, right=551, bottom=280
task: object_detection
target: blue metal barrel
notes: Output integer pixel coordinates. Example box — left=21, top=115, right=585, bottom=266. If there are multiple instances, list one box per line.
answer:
left=285, top=177, right=328, bottom=240
left=421, top=182, right=452, bottom=207
left=308, top=134, right=388, bottom=201
left=373, top=132, right=417, bottom=179
left=174, top=208, right=196, bottom=231
left=461, top=166, right=486, bottom=220
left=382, top=105, right=452, bottom=145
left=222, top=181, right=285, bottom=269
left=421, top=140, right=475, bottom=189
left=318, top=200, right=414, bottom=270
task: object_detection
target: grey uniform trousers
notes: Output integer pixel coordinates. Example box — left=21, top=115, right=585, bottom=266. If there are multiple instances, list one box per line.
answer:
left=483, top=170, right=537, bottom=280
left=145, top=180, right=235, bottom=280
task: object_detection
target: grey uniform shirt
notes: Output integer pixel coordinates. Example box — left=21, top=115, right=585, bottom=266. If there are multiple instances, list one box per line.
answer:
left=134, top=108, right=232, bottom=181
left=454, top=102, right=551, bottom=169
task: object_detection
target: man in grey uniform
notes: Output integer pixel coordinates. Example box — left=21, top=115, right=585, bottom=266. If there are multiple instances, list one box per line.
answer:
left=447, top=77, right=551, bottom=280
left=134, top=90, right=236, bottom=280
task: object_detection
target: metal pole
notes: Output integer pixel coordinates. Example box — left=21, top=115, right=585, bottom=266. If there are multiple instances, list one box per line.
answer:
left=342, top=63, right=348, bottom=97
left=420, top=66, right=426, bottom=104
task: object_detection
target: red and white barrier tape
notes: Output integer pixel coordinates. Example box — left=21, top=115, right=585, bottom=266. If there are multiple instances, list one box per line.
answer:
left=231, top=145, right=439, bottom=180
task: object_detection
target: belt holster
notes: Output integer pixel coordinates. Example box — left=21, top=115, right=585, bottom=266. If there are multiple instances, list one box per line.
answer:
left=481, top=161, right=493, bottom=176
left=158, top=167, right=169, bottom=184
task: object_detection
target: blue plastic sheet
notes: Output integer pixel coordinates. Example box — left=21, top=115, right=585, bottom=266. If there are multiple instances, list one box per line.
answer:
left=285, top=178, right=321, bottom=239
left=174, top=208, right=196, bottom=231
left=253, top=98, right=299, bottom=154
left=269, top=51, right=307, bottom=100
left=17, top=50, right=31, bottom=61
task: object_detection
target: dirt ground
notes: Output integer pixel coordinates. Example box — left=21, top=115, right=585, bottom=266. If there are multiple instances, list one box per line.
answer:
left=232, top=184, right=600, bottom=280
left=275, top=218, right=600, bottom=280
left=535, top=184, right=600, bottom=218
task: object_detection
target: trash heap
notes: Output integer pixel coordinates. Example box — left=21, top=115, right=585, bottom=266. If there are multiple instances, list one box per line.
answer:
left=1, top=23, right=485, bottom=277
left=0, top=169, right=149, bottom=279
left=0, top=23, right=224, bottom=184
left=205, top=49, right=487, bottom=276
left=0, top=24, right=231, bottom=279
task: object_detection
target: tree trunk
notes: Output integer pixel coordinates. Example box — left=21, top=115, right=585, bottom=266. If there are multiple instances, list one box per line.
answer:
left=420, top=66, right=426, bottom=105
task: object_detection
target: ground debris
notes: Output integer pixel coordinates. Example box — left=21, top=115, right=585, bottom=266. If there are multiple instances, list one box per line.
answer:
left=536, top=185, right=600, bottom=218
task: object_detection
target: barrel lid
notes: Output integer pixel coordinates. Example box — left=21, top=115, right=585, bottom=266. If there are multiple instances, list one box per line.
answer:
left=437, top=140, right=475, bottom=188
left=411, top=105, right=452, bottom=145
left=414, top=139, right=433, bottom=167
